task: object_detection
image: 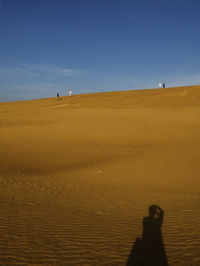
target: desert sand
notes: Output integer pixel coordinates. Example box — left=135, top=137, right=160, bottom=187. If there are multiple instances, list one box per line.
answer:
left=0, top=85, right=200, bottom=265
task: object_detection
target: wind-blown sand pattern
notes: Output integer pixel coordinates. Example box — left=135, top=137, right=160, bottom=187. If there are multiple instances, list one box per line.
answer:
left=0, top=85, right=200, bottom=265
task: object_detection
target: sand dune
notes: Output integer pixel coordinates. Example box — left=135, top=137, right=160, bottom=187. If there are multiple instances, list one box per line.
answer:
left=0, top=85, right=200, bottom=264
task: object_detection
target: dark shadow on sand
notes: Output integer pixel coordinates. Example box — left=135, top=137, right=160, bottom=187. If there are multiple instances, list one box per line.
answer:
left=127, top=205, right=168, bottom=266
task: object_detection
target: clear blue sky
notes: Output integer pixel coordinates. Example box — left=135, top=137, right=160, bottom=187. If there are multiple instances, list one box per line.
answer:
left=1, top=0, right=200, bottom=101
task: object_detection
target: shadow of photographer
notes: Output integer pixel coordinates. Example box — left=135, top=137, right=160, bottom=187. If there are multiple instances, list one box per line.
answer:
left=127, top=205, right=168, bottom=266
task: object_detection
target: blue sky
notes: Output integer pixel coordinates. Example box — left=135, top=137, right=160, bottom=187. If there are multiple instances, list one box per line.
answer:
left=1, top=0, right=200, bottom=101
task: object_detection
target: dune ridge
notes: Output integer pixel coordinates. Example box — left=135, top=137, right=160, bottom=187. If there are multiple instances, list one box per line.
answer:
left=0, top=85, right=200, bottom=264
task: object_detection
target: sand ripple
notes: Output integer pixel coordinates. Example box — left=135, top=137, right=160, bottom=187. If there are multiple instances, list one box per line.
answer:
left=0, top=172, right=200, bottom=265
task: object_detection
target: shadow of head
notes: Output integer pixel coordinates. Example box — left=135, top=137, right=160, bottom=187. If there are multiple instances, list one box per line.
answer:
left=149, top=205, right=157, bottom=217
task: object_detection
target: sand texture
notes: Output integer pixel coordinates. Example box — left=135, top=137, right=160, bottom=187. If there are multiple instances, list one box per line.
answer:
left=0, top=85, right=200, bottom=265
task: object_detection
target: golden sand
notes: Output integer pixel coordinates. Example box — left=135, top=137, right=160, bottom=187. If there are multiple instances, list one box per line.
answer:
left=0, top=85, right=200, bottom=264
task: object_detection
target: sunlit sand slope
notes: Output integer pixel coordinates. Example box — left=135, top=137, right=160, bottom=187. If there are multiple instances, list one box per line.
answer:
left=0, top=85, right=200, bottom=264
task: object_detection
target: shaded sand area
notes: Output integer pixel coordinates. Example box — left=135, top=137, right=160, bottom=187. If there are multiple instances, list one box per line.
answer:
left=0, top=85, right=200, bottom=265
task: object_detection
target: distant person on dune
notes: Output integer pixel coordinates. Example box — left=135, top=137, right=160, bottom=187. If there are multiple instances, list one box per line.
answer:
left=57, top=92, right=60, bottom=98
left=163, top=82, right=165, bottom=88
